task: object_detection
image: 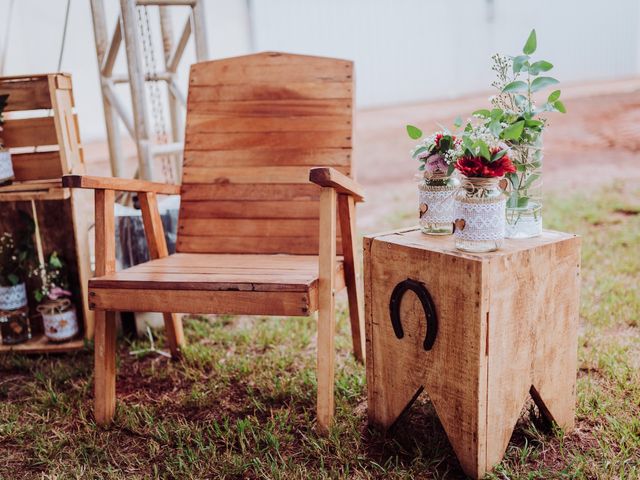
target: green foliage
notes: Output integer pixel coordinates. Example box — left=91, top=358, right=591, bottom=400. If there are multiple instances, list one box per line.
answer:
left=406, top=124, right=422, bottom=140
left=523, top=29, right=537, bottom=55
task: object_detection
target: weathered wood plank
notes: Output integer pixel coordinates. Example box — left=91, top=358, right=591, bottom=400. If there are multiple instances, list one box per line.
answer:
left=10, top=150, right=64, bottom=182
left=187, top=113, right=351, bottom=132
left=2, top=116, right=59, bottom=148
left=188, top=82, right=352, bottom=102
left=183, top=149, right=351, bottom=168
left=177, top=235, right=342, bottom=255
left=187, top=99, right=351, bottom=117
left=179, top=200, right=320, bottom=219
left=0, top=76, right=52, bottom=111
left=185, top=130, right=351, bottom=151
left=180, top=184, right=320, bottom=201
left=182, top=166, right=349, bottom=185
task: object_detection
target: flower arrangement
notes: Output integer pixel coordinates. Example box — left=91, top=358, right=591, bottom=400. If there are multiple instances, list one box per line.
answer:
left=407, top=127, right=460, bottom=176
left=31, top=251, right=72, bottom=303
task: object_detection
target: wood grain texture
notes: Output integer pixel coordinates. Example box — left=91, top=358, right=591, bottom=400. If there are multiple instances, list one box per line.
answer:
left=0, top=76, right=52, bottom=111
left=178, top=52, right=354, bottom=256
left=365, top=229, right=581, bottom=479
left=63, top=175, right=180, bottom=195
left=2, top=116, right=59, bottom=148
left=309, top=167, right=365, bottom=202
left=338, top=194, right=365, bottom=363
left=10, top=151, right=64, bottom=182
left=316, top=187, right=337, bottom=432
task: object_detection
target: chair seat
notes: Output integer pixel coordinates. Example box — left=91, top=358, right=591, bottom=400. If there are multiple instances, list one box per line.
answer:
left=89, top=253, right=345, bottom=316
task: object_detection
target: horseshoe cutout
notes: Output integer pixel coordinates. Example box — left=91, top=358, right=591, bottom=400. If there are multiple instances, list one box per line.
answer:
left=389, top=278, right=438, bottom=351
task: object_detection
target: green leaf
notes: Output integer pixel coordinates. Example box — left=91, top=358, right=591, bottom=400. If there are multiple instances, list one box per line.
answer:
left=453, top=116, right=462, bottom=128
left=49, top=252, right=62, bottom=268
left=491, top=148, right=509, bottom=162
left=412, top=146, right=428, bottom=158
left=530, top=76, right=559, bottom=93
left=488, top=120, right=502, bottom=137
left=523, top=173, right=540, bottom=190
left=512, top=55, right=530, bottom=74
left=502, top=81, right=528, bottom=93
left=529, top=60, right=553, bottom=75
left=418, top=163, right=425, bottom=171
left=478, top=141, right=491, bottom=161
left=35, top=290, right=43, bottom=302
left=554, top=100, right=567, bottom=113
left=501, top=120, right=525, bottom=141
left=524, top=119, right=544, bottom=128
left=406, top=124, right=422, bottom=140
left=548, top=90, right=561, bottom=102
left=523, top=29, right=537, bottom=55
left=7, top=273, right=19, bottom=285
left=439, top=136, right=451, bottom=151
left=447, top=163, right=455, bottom=176
left=517, top=196, right=530, bottom=208
left=514, top=94, right=527, bottom=108
left=490, top=108, right=504, bottom=120
left=473, top=109, right=491, bottom=118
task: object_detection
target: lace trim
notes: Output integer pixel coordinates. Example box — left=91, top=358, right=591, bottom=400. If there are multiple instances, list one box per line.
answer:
left=454, top=198, right=505, bottom=241
left=0, top=151, right=13, bottom=180
left=419, top=187, right=457, bottom=224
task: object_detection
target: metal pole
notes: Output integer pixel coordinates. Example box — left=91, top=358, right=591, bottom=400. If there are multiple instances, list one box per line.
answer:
left=90, top=0, right=125, bottom=177
left=119, top=0, right=154, bottom=181
left=192, top=0, right=209, bottom=61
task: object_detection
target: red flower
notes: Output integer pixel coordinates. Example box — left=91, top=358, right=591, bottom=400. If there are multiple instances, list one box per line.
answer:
left=455, top=148, right=515, bottom=178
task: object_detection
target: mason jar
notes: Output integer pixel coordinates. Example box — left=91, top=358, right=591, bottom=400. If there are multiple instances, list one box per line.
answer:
left=454, top=177, right=506, bottom=252
left=0, top=306, right=31, bottom=345
left=418, top=173, right=460, bottom=235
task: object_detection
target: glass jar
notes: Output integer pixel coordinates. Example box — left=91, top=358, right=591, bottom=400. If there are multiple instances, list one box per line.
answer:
left=0, top=306, right=31, bottom=345
left=454, top=177, right=506, bottom=253
left=38, top=299, right=79, bottom=343
left=418, top=173, right=460, bottom=235
left=505, top=135, right=543, bottom=238
left=0, top=282, right=27, bottom=311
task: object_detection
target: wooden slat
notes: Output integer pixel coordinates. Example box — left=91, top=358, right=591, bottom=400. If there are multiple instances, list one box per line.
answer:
left=185, top=130, right=351, bottom=151
left=0, top=335, right=84, bottom=354
left=90, top=287, right=315, bottom=316
left=187, top=99, right=351, bottom=117
left=2, top=116, right=58, bottom=148
left=177, top=235, right=342, bottom=255
left=180, top=200, right=319, bottom=219
left=180, top=218, right=324, bottom=237
left=182, top=166, right=349, bottom=185
left=10, top=150, right=64, bottom=181
left=0, top=77, right=52, bottom=111
left=180, top=184, right=320, bottom=201
left=187, top=114, right=351, bottom=133
left=188, top=82, right=352, bottom=102
left=183, top=149, right=351, bottom=167
left=189, top=53, right=352, bottom=85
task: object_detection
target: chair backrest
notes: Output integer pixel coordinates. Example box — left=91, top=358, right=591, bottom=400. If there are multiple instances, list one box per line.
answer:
left=0, top=73, right=84, bottom=182
left=177, top=52, right=353, bottom=255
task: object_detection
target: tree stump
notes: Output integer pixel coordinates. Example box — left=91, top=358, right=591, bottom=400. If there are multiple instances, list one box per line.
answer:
left=364, top=228, right=581, bottom=479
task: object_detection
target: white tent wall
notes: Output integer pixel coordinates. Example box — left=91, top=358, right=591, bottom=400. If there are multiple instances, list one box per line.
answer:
left=0, top=0, right=638, bottom=142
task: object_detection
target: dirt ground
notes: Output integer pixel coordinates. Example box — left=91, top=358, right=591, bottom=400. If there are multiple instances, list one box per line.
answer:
left=83, top=77, right=640, bottom=232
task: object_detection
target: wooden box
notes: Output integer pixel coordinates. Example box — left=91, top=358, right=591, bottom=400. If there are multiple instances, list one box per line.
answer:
left=364, top=228, right=581, bottom=479
left=0, top=74, right=92, bottom=353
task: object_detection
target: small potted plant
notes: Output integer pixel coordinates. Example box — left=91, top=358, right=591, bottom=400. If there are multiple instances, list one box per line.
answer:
left=452, top=124, right=515, bottom=252
left=0, top=232, right=32, bottom=344
left=0, top=94, right=13, bottom=185
left=407, top=126, right=461, bottom=235
left=33, top=252, right=79, bottom=342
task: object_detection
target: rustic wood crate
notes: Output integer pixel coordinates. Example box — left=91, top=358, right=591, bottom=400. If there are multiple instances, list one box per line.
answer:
left=364, top=228, right=581, bottom=479
left=0, top=74, right=92, bottom=352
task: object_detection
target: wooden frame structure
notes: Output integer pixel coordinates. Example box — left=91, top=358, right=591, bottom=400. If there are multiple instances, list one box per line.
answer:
left=63, top=53, right=365, bottom=431
left=89, top=0, right=208, bottom=180
left=0, top=73, right=93, bottom=352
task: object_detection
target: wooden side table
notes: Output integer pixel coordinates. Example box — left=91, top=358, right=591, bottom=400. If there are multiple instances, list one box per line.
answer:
left=364, top=228, right=581, bottom=479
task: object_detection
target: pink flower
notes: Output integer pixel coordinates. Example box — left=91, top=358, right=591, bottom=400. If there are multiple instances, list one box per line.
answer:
left=424, top=153, right=448, bottom=174
left=48, top=287, right=72, bottom=300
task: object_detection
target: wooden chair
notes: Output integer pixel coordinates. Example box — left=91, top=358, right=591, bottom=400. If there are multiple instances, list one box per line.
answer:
left=63, top=52, right=365, bottom=431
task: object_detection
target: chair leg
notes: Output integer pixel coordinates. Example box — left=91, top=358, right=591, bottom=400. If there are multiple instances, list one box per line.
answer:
left=163, top=313, right=185, bottom=358
left=317, top=187, right=337, bottom=433
left=94, top=310, right=117, bottom=426
left=338, top=194, right=366, bottom=363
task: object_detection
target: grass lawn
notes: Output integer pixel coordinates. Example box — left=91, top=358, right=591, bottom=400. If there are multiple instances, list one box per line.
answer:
left=1, top=182, right=638, bottom=479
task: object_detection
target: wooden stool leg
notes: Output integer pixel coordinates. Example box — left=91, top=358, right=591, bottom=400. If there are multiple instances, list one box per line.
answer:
left=163, top=313, right=185, bottom=358
left=94, top=309, right=117, bottom=426
left=338, top=194, right=365, bottom=363
left=317, top=187, right=337, bottom=433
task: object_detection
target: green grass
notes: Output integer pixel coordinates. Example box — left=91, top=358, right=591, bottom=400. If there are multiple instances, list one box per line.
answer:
left=1, top=182, right=639, bottom=479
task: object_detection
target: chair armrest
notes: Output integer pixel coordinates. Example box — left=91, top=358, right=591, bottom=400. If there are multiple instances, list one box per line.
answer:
left=309, top=168, right=365, bottom=203
left=62, top=175, right=180, bottom=195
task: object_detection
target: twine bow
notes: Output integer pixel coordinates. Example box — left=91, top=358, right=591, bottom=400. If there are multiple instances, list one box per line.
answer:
left=36, top=298, right=71, bottom=316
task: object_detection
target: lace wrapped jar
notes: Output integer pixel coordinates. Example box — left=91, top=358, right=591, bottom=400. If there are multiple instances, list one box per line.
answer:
left=0, top=149, right=14, bottom=185
left=0, top=282, right=27, bottom=310
left=0, top=306, right=31, bottom=345
left=454, top=177, right=506, bottom=252
left=418, top=173, right=460, bottom=235
left=505, top=135, right=543, bottom=238
left=38, top=299, right=79, bottom=342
